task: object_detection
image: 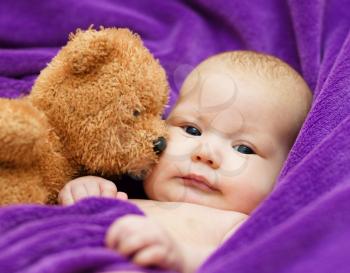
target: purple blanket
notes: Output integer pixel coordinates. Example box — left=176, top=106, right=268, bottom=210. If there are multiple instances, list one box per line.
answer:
left=0, top=1, right=349, bottom=272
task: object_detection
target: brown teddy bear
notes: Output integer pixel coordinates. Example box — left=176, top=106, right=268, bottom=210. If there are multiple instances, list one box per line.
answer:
left=0, top=27, right=169, bottom=205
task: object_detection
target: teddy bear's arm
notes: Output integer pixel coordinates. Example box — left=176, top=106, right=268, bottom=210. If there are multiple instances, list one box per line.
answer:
left=0, top=98, right=49, bottom=167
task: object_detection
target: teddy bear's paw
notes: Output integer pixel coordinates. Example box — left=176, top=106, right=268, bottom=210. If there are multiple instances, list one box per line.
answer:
left=0, top=98, right=49, bottom=167
left=0, top=172, right=48, bottom=205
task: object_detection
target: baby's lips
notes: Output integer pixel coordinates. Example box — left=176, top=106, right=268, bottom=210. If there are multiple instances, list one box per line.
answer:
left=153, top=136, right=167, bottom=155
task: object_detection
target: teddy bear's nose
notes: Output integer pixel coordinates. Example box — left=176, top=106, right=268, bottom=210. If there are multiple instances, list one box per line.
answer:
left=153, top=137, right=167, bottom=155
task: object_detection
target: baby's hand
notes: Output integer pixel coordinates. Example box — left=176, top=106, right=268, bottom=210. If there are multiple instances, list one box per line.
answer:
left=106, top=215, right=183, bottom=272
left=58, top=176, right=128, bottom=205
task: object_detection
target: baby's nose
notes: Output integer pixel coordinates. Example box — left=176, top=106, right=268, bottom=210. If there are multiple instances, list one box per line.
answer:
left=191, top=153, right=220, bottom=169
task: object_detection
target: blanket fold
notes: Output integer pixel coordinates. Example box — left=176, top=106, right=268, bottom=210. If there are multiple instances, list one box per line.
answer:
left=0, top=198, right=152, bottom=273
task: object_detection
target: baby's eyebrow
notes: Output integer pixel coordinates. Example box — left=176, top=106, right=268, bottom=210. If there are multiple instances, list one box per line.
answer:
left=224, top=124, right=276, bottom=152
left=243, top=130, right=276, bottom=155
left=236, top=123, right=259, bottom=135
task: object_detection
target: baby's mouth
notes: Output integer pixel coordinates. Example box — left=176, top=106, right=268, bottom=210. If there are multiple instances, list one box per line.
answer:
left=178, top=174, right=218, bottom=192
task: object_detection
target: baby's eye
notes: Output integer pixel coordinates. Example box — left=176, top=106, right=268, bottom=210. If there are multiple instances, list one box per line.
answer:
left=233, top=145, right=255, bottom=154
left=182, top=126, right=201, bottom=136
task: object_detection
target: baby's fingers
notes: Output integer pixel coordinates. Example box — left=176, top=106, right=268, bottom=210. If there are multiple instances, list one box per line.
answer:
left=99, top=180, right=118, bottom=199
left=116, top=233, right=154, bottom=257
left=70, top=182, right=90, bottom=202
left=116, top=191, right=128, bottom=200
left=106, top=216, right=150, bottom=251
left=83, top=180, right=102, bottom=197
left=133, top=245, right=174, bottom=270
left=58, top=185, right=74, bottom=206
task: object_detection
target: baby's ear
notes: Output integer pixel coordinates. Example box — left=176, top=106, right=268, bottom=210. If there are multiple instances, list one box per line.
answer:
left=62, top=28, right=113, bottom=75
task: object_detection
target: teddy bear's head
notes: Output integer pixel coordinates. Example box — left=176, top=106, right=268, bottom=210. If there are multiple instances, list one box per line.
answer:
left=30, top=28, right=169, bottom=177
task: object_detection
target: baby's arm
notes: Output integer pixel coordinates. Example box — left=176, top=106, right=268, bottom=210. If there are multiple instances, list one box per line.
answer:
left=58, top=176, right=128, bottom=205
left=105, top=215, right=215, bottom=273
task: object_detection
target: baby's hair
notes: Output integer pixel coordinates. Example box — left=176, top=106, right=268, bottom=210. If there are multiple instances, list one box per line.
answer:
left=203, top=50, right=312, bottom=106
left=206, top=50, right=303, bottom=82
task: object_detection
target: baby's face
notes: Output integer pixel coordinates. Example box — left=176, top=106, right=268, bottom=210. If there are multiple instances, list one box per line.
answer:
left=144, top=58, right=310, bottom=214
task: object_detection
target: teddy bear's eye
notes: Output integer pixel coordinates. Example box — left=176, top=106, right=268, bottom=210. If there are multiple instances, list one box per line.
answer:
left=133, top=110, right=141, bottom=117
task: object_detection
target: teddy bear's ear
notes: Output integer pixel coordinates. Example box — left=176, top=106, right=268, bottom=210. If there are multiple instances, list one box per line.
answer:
left=62, top=28, right=113, bottom=75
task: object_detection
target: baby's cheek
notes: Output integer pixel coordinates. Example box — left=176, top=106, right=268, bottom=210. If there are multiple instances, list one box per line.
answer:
left=143, top=158, right=173, bottom=199
left=166, top=127, right=202, bottom=158
left=163, top=138, right=191, bottom=161
left=241, top=180, right=272, bottom=213
left=218, top=169, right=264, bottom=212
left=219, top=153, right=249, bottom=178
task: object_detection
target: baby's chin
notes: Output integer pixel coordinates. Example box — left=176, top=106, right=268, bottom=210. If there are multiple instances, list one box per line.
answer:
left=160, top=185, right=213, bottom=206
left=144, top=177, right=214, bottom=206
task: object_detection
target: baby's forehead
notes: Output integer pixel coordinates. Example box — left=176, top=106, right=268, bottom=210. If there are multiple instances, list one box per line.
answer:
left=196, top=51, right=299, bottom=82
left=177, top=51, right=312, bottom=134
left=183, top=51, right=311, bottom=104
left=181, top=56, right=297, bottom=106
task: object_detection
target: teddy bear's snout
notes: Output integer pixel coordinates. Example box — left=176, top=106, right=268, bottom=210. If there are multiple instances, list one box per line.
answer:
left=153, top=136, right=167, bottom=155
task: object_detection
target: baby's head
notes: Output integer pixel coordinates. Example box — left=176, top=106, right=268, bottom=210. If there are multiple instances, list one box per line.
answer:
left=144, top=51, right=312, bottom=214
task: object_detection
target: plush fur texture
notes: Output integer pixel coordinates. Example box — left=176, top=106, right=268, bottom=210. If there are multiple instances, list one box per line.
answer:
left=0, top=28, right=169, bottom=205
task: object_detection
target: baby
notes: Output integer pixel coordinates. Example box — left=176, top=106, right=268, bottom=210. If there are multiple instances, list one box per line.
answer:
left=58, top=51, right=312, bottom=273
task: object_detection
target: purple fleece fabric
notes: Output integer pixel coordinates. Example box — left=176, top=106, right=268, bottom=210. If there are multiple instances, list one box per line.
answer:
left=0, top=0, right=349, bottom=272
